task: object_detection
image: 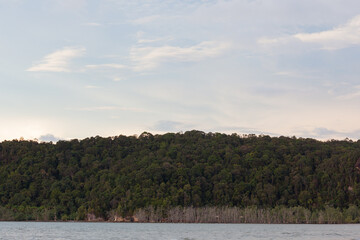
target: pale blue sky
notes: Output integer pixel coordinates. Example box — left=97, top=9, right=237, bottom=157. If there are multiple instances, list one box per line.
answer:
left=1, top=0, right=360, bottom=141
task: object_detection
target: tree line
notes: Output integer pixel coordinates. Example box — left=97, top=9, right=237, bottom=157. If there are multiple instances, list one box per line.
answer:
left=0, top=131, right=360, bottom=222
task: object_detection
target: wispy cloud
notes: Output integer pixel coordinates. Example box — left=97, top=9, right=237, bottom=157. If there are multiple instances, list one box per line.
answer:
left=209, top=126, right=277, bottom=136
left=336, top=85, right=360, bottom=100
left=135, top=31, right=173, bottom=45
left=131, top=15, right=161, bottom=25
left=68, top=106, right=151, bottom=113
left=152, top=120, right=192, bottom=132
left=83, top=41, right=228, bottom=73
left=85, top=85, right=100, bottom=89
left=82, top=22, right=102, bottom=26
left=274, top=70, right=321, bottom=80
left=38, top=134, right=61, bottom=143
left=259, top=15, right=360, bottom=50
left=302, top=127, right=360, bottom=140
left=137, top=36, right=174, bottom=44
left=257, top=36, right=291, bottom=46
left=274, top=71, right=297, bottom=77
left=130, top=41, right=230, bottom=71
left=55, top=0, right=86, bottom=10
left=85, top=63, right=127, bottom=69
left=295, top=15, right=360, bottom=50
left=27, top=46, right=86, bottom=72
left=77, top=106, right=118, bottom=111
left=112, top=77, right=122, bottom=82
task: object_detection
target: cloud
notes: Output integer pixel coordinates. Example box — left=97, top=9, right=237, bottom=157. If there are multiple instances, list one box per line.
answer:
left=312, top=128, right=339, bottom=137
left=275, top=71, right=296, bottom=76
left=137, top=36, right=174, bottom=44
left=83, top=41, right=228, bottom=73
left=85, top=85, right=100, bottom=89
left=85, top=64, right=127, bottom=69
left=209, top=126, right=277, bottom=136
left=257, top=36, right=292, bottom=46
left=131, top=15, right=161, bottom=25
left=294, top=15, right=360, bottom=50
left=259, top=15, right=360, bottom=50
left=38, top=134, right=61, bottom=143
left=308, top=127, right=360, bottom=140
left=336, top=85, right=360, bottom=100
left=0, top=0, right=23, bottom=5
left=113, top=77, right=123, bottom=82
left=55, top=0, right=86, bottom=10
left=82, top=22, right=102, bottom=26
left=130, top=41, right=230, bottom=71
left=74, top=106, right=118, bottom=111
left=152, top=120, right=190, bottom=132
left=135, top=31, right=174, bottom=45
left=68, top=106, right=150, bottom=113
left=27, top=46, right=86, bottom=72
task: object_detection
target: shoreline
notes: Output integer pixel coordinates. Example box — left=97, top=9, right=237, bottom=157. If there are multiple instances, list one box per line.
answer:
left=2, top=205, right=360, bottom=224
left=1, top=220, right=360, bottom=224
left=2, top=218, right=360, bottom=224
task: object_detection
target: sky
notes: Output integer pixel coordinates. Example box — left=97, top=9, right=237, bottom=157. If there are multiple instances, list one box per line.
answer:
left=1, top=0, right=360, bottom=142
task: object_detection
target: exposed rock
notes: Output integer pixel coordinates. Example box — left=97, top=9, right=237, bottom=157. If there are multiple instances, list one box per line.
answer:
left=86, top=213, right=104, bottom=222
left=114, top=216, right=124, bottom=222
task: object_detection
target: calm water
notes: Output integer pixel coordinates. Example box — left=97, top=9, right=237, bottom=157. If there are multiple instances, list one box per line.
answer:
left=0, top=222, right=360, bottom=240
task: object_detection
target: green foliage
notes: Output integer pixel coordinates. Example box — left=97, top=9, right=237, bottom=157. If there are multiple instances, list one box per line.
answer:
left=0, top=132, right=360, bottom=222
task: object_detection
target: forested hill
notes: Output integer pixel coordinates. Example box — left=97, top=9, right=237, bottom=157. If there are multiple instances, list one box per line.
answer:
left=1, top=131, right=360, bottom=222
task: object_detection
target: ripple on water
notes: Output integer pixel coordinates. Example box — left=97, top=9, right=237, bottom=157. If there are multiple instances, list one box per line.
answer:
left=0, top=223, right=360, bottom=240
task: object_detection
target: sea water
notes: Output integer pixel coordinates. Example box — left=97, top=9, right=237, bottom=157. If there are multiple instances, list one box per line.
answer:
left=0, top=222, right=359, bottom=240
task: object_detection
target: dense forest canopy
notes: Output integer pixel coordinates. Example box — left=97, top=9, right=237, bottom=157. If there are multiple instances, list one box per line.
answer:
left=1, top=131, right=360, bottom=222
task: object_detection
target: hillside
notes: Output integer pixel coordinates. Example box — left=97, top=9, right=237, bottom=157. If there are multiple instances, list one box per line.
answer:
left=1, top=131, right=360, bottom=222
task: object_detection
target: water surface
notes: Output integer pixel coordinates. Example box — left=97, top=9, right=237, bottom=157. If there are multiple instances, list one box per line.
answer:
left=0, top=222, right=359, bottom=240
